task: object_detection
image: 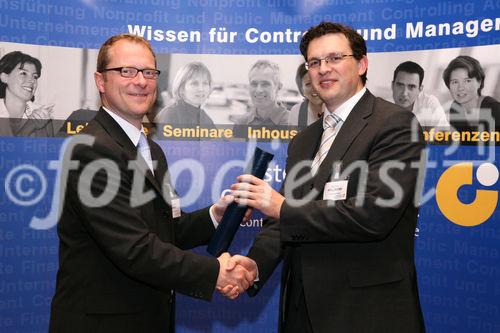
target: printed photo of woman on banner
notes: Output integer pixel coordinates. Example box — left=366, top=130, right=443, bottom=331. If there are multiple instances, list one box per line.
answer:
left=155, top=61, right=216, bottom=126
left=442, top=55, right=500, bottom=132
left=0, top=51, right=54, bottom=137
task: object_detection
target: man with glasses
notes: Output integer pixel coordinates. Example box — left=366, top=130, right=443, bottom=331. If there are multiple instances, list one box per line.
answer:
left=229, top=22, right=425, bottom=332
left=49, top=34, right=257, bottom=333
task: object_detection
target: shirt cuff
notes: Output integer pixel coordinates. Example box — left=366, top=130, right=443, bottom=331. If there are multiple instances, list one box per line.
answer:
left=209, top=205, right=219, bottom=228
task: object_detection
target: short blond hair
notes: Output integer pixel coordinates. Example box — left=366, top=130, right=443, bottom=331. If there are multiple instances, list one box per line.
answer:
left=96, top=34, right=156, bottom=72
left=171, top=62, right=212, bottom=101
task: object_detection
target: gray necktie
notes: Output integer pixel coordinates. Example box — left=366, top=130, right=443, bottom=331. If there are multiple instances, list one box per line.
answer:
left=311, top=113, right=340, bottom=176
left=137, top=133, right=154, bottom=174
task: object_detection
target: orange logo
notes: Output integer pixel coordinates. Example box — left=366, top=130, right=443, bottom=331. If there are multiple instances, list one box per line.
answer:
left=436, top=162, right=498, bottom=227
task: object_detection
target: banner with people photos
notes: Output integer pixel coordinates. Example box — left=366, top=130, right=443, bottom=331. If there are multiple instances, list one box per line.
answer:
left=0, top=1, right=499, bottom=332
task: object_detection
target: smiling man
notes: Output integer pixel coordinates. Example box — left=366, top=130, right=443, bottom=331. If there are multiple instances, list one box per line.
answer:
left=230, top=59, right=289, bottom=126
left=228, top=22, right=426, bottom=333
left=49, top=34, right=257, bottom=333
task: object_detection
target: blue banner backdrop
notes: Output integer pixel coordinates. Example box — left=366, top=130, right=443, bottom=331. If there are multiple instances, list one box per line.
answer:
left=0, top=1, right=499, bottom=332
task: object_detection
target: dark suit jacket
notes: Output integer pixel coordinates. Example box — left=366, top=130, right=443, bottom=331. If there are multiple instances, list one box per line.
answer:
left=49, top=109, right=219, bottom=333
left=248, top=90, right=426, bottom=333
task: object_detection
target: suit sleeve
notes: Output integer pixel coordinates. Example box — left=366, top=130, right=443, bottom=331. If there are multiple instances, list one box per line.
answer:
left=246, top=136, right=302, bottom=294
left=246, top=216, right=282, bottom=296
left=280, top=108, right=425, bottom=243
left=67, top=139, right=219, bottom=301
left=151, top=144, right=217, bottom=251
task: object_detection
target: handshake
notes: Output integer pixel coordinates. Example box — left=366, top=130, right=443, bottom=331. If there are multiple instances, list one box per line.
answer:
left=215, top=252, right=258, bottom=300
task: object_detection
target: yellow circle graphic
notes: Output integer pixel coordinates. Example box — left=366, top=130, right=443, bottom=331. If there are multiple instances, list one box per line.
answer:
left=435, top=162, right=498, bottom=227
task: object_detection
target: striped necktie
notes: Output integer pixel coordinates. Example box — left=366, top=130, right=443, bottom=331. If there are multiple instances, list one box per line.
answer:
left=311, top=113, right=340, bottom=176
left=137, top=133, right=154, bottom=174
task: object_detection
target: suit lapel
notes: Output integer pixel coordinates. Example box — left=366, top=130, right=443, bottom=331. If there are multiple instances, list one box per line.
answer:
left=150, top=140, right=170, bottom=199
left=94, top=109, right=164, bottom=196
left=138, top=140, right=163, bottom=196
left=313, top=90, right=375, bottom=189
left=287, top=119, right=324, bottom=199
left=141, top=157, right=164, bottom=196
left=293, top=118, right=324, bottom=164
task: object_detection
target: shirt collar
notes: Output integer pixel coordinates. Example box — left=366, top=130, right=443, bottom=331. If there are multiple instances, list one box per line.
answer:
left=323, top=87, right=366, bottom=123
left=269, top=104, right=288, bottom=124
left=0, top=99, right=36, bottom=119
left=0, top=99, right=9, bottom=118
left=102, top=106, right=146, bottom=147
left=249, top=103, right=288, bottom=125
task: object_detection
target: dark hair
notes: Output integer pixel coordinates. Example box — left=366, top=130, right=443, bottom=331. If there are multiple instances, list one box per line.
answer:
left=393, top=61, right=424, bottom=86
left=97, top=33, right=156, bottom=72
left=0, top=51, right=42, bottom=99
left=299, top=21, right=367, bottom=84
left=295, top=63, right=308, bottom=96
left=442, top=55, right=485, bottom=96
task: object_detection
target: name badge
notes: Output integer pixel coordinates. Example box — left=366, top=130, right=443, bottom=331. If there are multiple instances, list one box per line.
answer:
left=166, top=183, right=181, bottom=218
left=323, top=180, right=348, bottom=201
left=171, top=198, right=181, bottom=218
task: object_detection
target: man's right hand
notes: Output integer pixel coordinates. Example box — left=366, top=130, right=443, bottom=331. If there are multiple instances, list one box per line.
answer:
left=216, top=252, right=257, bottom=299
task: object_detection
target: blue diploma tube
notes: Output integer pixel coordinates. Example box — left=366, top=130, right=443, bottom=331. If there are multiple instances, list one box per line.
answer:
left=207, top=147, right=274, bottom=257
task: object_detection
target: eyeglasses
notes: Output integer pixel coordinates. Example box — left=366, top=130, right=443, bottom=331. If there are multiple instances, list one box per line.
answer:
left=100, top=67, right=161, bottom=79
left=305, top=53, right=355, bottom=70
